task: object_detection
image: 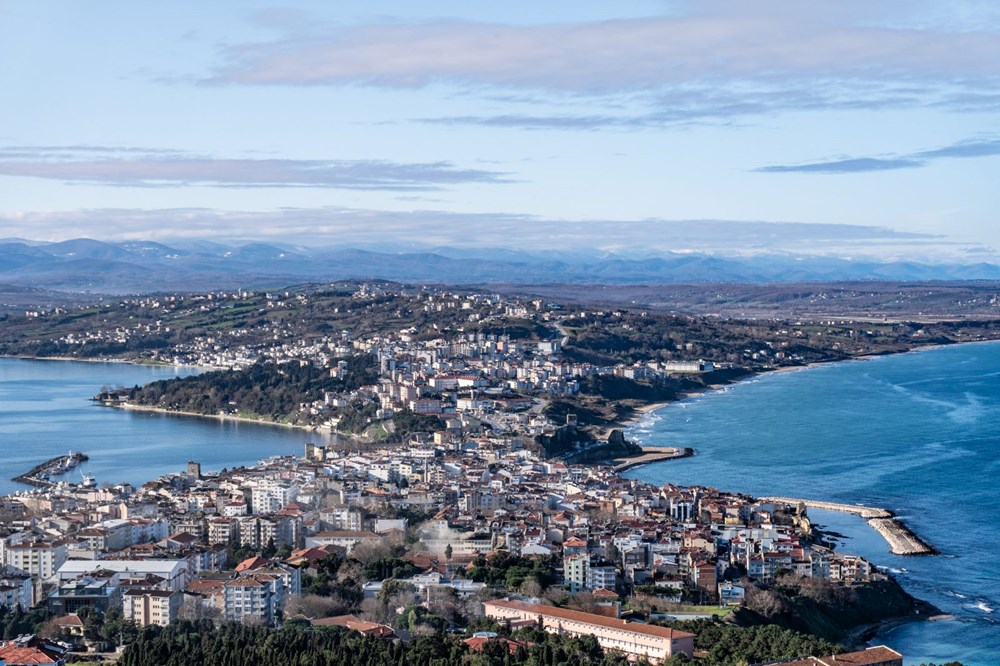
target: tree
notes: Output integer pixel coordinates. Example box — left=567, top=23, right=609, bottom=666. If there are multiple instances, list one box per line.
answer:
left=444, top=543, right=453, bottom=561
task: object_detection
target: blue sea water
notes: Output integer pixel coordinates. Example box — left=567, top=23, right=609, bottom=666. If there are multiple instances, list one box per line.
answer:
left=625, top=342, right=1000, bottom=666
left=0, top=358, right=332, bottom=495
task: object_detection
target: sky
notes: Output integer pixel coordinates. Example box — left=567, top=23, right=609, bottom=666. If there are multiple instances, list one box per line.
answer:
left=1, top=0, right=998, bottom=261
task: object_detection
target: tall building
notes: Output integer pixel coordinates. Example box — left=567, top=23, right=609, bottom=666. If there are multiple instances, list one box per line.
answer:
left=123, top=589, right=183, bottom=626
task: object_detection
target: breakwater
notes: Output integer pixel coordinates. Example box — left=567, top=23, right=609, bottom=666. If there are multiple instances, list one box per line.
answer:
left=762, top=497, right=935, bottom=556
left=613, top=447, right=693, bottom=472
left=13, top=451, right=89, bottom=488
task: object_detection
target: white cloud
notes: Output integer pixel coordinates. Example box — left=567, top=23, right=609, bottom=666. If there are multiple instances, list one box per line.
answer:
left=0, top=146, right=509, bottom=190
left=208, top=7, right=1000, bottom=109
left=0, top=206, right=954, bottom=260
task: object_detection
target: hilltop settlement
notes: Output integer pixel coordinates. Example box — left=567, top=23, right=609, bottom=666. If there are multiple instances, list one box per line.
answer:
left=0, top=282, right=985, bottom=664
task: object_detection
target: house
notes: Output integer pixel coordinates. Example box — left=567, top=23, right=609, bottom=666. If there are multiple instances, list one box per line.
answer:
left=0, top=635, right=70, bottom=665
left=311, top=615, right=395, bottom=638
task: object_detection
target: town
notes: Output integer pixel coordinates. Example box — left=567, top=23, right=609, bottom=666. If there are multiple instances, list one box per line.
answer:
left=0, top=435, right=908, bottom=665
left=0, top=284, right=963, bottom=664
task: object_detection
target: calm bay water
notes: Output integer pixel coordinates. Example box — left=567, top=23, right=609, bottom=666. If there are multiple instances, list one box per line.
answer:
left=0, top=358, right=330, bottom=495
left=626, top=342, right=1000, bottom=666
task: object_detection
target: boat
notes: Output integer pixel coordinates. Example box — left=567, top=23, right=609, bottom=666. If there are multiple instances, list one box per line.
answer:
left=80, top=473, right=97, bottom=489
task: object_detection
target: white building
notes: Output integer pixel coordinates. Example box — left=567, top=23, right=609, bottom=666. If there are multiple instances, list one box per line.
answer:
left=0, top=566, right=34, bottom=609
left=250, top=482, right=299, bottom=515
left=123, top=589, right=183, bottom=626
left=305, top=531, right=381, bottom=554
left=5, top=541, right=67, bottom=580
left=55, top=559, right=188, bottom=591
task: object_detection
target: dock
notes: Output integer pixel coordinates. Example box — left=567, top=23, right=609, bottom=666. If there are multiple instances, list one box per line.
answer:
left=761, top=496, right=936, bottom=556
left=13, top=451, right=89, bottom=488
left=613, top=447, right=693, bottom=472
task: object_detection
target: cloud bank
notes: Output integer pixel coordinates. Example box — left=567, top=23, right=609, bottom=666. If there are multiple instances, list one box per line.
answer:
left=0, top=146, right=508, bottom=190
left=204, top=4, right=1000, bottom=125
left=756, top=136, right=1000, bottom=173
left=0, top=206, right=952, bottom=260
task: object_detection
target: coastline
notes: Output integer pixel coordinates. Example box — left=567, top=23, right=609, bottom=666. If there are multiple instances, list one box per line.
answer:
left=604, top=337, right=1000, bottom=458
left=1, top=353, right=217, bottom=371
left=107, top=402, right=316, bottom=432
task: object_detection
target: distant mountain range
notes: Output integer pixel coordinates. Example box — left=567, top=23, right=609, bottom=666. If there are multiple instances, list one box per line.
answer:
left=2, top=238, right=1000, bottom=294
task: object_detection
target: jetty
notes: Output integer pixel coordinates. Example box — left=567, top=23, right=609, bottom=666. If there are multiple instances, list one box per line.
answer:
left=761, top=496, right=936, bottom=556
left=613, top=447, right=693, bottom=472
left=13, top=451, right=89, bottom=488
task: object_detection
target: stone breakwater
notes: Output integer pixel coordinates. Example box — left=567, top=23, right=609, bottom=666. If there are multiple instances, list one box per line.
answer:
left=13, top=451, right=89, bottom=488
left=612, top=447, right=693, bottom=473
left=762, top=497, right=936, bottom=556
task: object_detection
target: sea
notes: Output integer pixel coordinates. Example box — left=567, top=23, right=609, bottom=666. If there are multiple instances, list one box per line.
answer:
left=0, top=358, right=332, bottom=496
left=625, top=341, right=1000, bottom=666
left=1, top=348, right=999, bottom=664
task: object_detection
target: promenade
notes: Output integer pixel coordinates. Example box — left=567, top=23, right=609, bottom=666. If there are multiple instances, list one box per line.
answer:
left=762, top=497, right=935, bottom=556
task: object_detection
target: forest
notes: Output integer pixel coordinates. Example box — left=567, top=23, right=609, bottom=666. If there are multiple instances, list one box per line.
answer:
left=116, top=620, right=637, bottom=666
left=125, top=355, right=377, bottom=424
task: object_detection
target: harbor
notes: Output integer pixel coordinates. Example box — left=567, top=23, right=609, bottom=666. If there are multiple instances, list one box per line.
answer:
left=762, top=496, right=937, bottom=556
left=12, top=451, right=91, bottom=488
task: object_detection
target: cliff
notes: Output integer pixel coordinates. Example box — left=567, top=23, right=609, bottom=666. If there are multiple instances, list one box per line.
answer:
left=730, top=576, right=934, bottom=644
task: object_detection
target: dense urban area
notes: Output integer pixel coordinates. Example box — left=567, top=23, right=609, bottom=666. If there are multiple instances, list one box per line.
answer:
left=0, top=282, right=982, bottom=666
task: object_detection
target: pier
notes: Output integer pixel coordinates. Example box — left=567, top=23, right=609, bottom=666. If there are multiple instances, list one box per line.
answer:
left=761, top=496, right=936, bottom=556
left=13, top=451, right=89, bottom=488
left=613, top=447, right=693, bottom=472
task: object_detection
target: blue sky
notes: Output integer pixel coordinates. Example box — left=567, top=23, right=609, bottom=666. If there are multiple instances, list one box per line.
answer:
left=1, top=1, right=998, bottom=261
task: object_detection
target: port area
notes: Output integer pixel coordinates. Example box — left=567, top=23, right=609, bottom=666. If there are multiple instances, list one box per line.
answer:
left=13, top=451, right=89, bottom=488
left=762, top=496, right=936, bottom=556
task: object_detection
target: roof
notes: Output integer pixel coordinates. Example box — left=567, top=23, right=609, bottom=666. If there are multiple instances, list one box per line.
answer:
left=484, top=599, right=694, bottom=641
left=236, top=556, right=270, bottom=572
left=0, top=645, right=61, bottom=664
left=0, top=638, right=65, bottom=665
left=463, top=636, right=532, bottom=654
left=123, top=588, right=176, bottom=597
left=821, top=647, right=903, bottom=665
left=185, top=579, right=225, bottom=595
left=52, top=614, right=84, bottom=628
left=57, top=559, right=184, bottom=576
left=312, top=615, right=395, bottom=637
left=762, top=646, right=903, bottom=666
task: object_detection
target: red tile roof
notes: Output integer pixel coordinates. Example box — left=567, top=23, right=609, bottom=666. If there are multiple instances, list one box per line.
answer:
left=484, top=599, right=694, bottom=641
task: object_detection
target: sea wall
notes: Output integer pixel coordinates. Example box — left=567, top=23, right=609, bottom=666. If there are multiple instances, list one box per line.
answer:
left=761, top=497, right=935, bottom=556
